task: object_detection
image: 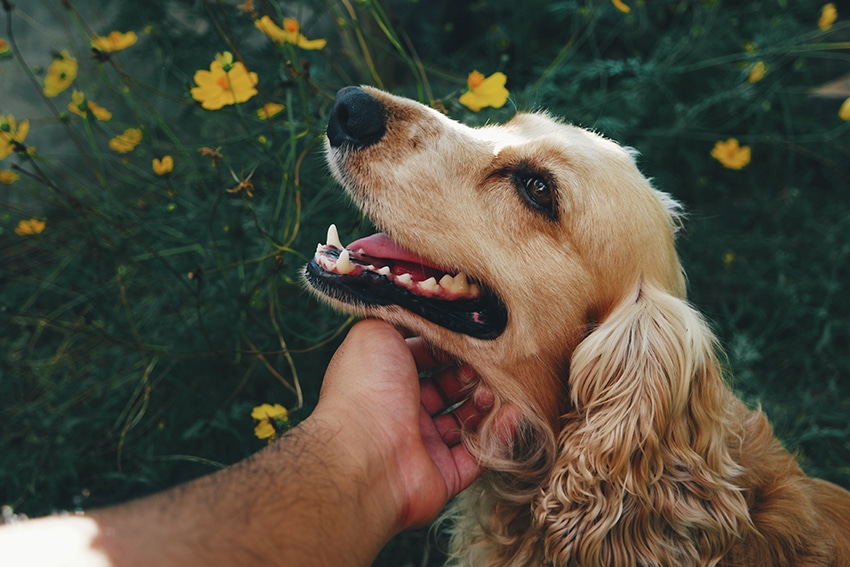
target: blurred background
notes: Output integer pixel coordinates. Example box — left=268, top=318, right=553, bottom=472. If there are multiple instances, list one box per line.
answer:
left=1, top=1, right=848, bottom=564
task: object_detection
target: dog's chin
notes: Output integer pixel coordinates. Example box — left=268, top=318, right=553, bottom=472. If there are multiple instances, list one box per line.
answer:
left=303, top=226, right=508, bottom=340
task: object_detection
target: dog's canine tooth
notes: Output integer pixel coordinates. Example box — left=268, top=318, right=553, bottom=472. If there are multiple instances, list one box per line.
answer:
left=336, top=249, right=356, bottom=274
left=326, top=224, right=343, bottom=249
left=420, top=277, right=441, bottom=293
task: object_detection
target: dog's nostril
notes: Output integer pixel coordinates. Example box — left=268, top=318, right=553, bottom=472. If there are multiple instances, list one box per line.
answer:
left=327, top=86, right=386, bottom=149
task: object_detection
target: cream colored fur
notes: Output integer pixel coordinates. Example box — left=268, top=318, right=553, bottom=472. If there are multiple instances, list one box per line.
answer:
left=320, top=87, right=850, bottom=566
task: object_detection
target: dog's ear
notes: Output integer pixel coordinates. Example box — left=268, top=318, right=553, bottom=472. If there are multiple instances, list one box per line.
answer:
left=534, top=281, right=752, bottom=566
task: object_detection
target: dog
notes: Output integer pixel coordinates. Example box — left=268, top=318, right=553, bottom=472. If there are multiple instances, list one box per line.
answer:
left=304, top=86, right=850, bottom=566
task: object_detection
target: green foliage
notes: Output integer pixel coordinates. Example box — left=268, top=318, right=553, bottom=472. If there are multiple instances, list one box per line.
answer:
left=1, top=0, right=848, bottom=564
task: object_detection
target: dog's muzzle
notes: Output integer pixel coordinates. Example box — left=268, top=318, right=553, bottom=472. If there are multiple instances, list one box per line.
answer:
left=326, top=86, right=386, bottom=149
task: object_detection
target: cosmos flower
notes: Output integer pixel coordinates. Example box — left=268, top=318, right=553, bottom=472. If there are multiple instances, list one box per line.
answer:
left=711, top=138, right=751, bottom=170
left=190, top=51, right=259, bottom=110
left=256, top=102, right=285, bottom=120
left=91, top=30, right=138, bottom=52
left=0, top=114, right=30, bottom=160
left=152, top=155, right=174, bottom=176
left=458, top=71, right=509, bottom=112
left=0, top=169, right=19, bottom=184
left=819, top=3, right=837, bottom=31
left=68, top=90, right=112, bottom=121
left=15, top=218, right=46, bottom=235
left=109, top=127, right=143, bottom=154
left=255, top=16, right=326, bottom=50
left=43, top=50, right=78, bottom=97
left=611, top=0, right=631, bottom=13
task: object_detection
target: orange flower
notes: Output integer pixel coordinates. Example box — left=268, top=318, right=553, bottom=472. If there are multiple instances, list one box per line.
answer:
left=839, top=97, right=850, bottom=121
left=15, top=218, right=46, bottom=236
left=91, top=30, right=138, bottom=52
left=256, top=102, right=285, bottom=120
left=611, top=0, right=631, bottom=13
left=458, top=71, right=509, bottom=112
left=109, top=128, right=143, bottom=154
left=190, top=51, right=259, bottom=110
left=152, top=155, right=174, bottom=176
left=0, top=169, right=19, bottom=184
left=819, top=3, right=837, bottom=31
left=255, top=16, right=326, bottom=49
left=747, top=61, right=766, bottom=84
left=68, top=90, right=112, bottom=121
left=711, top=138, right=751, bottom=170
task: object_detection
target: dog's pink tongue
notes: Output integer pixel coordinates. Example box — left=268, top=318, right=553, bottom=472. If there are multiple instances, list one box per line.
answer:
left=348, top=233, right=442, bottom=269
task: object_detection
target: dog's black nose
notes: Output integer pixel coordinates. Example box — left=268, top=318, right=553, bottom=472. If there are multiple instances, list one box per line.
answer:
left=326, top=87, right=386, bottom=149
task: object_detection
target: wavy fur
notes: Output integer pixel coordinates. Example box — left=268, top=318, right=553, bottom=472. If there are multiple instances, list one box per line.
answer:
left=317, top=87, right=850, bottom=566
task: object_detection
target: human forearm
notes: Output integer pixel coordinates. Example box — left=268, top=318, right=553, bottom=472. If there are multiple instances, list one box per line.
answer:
left=89, top=416, right=396, bottom=567
left=0, top=415, right=398, bottom=567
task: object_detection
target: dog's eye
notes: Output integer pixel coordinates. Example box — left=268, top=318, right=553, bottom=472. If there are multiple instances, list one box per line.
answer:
left=524, top=176, right=552, bottom=208
left=514, top=172, right=556, bottom=219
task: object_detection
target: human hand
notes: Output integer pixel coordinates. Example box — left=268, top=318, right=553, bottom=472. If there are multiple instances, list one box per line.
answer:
left=315, top=319, right=514, bottom=533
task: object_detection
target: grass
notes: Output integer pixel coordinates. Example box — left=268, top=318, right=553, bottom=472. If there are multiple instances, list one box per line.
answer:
left=1, top=1, right=848, bottom=564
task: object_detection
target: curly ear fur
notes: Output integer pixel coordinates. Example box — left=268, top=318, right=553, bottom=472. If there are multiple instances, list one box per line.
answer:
left=534, top=281, right=753, bottom=566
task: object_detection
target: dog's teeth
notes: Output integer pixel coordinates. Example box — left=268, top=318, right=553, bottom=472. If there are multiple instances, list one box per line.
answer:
left=439, top=272, right=469, bottom=294
left=377, top=266, right=391, bottom=276
left=326, top=224, right=343, bottom=249
left=336, top=249, right=355, bottom=274
left=420, top=277, right=440, bottom=293
left=397, top=273, right=413, bottom=286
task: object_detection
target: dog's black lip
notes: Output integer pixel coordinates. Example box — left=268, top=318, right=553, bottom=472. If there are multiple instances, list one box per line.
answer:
left=304, top=256, right=508, bottom=341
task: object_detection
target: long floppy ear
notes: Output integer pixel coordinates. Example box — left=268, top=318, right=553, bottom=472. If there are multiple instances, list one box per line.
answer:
left=534, top=281, right=752, bottom=567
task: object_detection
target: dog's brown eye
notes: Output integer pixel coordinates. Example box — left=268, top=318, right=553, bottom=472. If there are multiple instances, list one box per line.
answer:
left=524, top=176, right=552, bottom=208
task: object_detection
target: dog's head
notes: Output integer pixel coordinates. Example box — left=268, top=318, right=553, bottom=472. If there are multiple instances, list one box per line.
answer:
left=305, top=86, right=684, bottom=419
left=306, top=87, right=750, bottom=563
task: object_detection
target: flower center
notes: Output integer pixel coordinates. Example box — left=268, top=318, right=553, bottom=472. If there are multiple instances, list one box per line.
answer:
left=284, top=18, right=299, bottom=33
left=217, top=74, right=231, bottom=90
left=468, top=71, right=485, bottom=89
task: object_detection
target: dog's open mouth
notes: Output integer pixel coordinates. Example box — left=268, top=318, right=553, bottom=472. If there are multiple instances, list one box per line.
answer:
left=305, top=224, right=508, bottom=340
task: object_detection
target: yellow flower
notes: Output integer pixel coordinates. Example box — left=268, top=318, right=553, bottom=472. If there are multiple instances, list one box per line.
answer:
left=0, top=169, right=19, bottom=184
left=251, top=403, right=290, bottom=441
left=459, top=71, right=509, bottom=112
left=190, top=51, right=259, bottom=110
left=255, top=16, right=327, bottom=50
left=747, top=61, right=766, bottom=84
left=43, top=50, right=78, bottom=97
left=0, top=114, right=30, bottom=160
left=91, top=30, right=138, bottom=53
left=0, top=38, right=11, bottom=59
left=256, top=102, right=285, bottom=120
left=109, top=127, right=143, bottom=154
left=254, top=421, right=276, bottom=440
left=68, top=90, right=112, bottom=121
left=611, top=0, right=631, bottom=13
left=819, top=3, right=837, bottom=31
left=15, top=218, right=46, bottom=236
left=152, top=155, right=174, bottom=176
left=839, top=97, right=850, bottom=121
left=711, top=138, right=751, bottom=170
